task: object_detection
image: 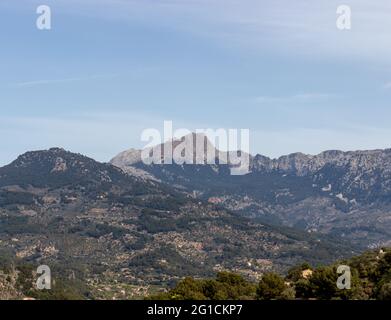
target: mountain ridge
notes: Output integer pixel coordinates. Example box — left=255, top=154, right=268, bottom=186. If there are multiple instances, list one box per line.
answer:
left=111, top=133, right=391, bottom=176
left=110, top=135, right=391, bottom=249
left=0, top=147, right=356, bottom=297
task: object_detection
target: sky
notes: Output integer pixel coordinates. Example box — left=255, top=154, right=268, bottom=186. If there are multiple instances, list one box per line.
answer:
left=1, top=0, right=391, bottom=165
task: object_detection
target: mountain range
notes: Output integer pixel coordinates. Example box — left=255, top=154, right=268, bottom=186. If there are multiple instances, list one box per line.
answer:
left=111, top=135, right=391, bottom=249
left=1, top=134, right=390, bottom=298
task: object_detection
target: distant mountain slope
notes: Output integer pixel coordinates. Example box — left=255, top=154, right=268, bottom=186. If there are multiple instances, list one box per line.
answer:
left=0, top=148, right=357, bottom=295
left=0, top=147, right=147, bottom=189
left=111, top=135, right=391, bottom=248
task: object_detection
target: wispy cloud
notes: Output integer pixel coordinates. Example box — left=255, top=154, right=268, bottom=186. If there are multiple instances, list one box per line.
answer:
left=7, top=1, right=391, bottom=65
left=10, top=74, right=118, bottom=88
left=53, top=0, right=391, bottom=65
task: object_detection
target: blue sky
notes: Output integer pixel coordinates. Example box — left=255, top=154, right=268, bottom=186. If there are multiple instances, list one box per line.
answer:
left=1, top=0, right=391, bottom=165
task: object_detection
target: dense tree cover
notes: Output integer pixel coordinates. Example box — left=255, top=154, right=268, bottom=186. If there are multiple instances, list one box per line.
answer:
left=256, top=272, right=293, bottom=300
left=1, top=248, right=390, bottom=300
left=0, top=190, right=36, bottom=206
left=148, top=272, right=256, bottom=300
left=149, top=248, right=391, bottom=300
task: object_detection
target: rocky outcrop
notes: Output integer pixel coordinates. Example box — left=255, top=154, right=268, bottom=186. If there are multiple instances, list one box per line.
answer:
left=252, top=149, right=391, bottom=176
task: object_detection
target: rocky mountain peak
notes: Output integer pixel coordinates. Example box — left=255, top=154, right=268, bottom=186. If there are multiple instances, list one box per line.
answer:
left=110, top=132, right=247, bottom=169
left=0, top=148, right=130, bottom=188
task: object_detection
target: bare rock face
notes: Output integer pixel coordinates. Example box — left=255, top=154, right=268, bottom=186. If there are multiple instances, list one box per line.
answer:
left=111, top=133, right=250, bottom=170
left=111, top=133, right=217, bottom=167
left=110, top=148, right=142, bottom=167
left=250, top=149, right=391, bottom=205
left=252, top=149, right=391, bottom=175
left=51, top=157, right=67, bottom=173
